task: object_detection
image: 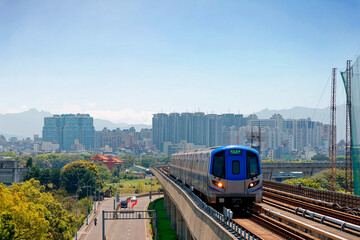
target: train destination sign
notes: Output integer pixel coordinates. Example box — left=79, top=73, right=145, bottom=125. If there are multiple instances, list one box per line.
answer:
left=229, top=149, right=242, bottom=155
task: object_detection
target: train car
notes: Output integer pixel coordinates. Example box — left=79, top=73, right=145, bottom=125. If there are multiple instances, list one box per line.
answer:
left=170, top=145, right=262, bottom=209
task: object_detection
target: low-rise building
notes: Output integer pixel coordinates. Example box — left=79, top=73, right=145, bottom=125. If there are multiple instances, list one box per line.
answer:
left=0, top=158, right=28, bottom=185
left=90, top=154, right=123, bottom=170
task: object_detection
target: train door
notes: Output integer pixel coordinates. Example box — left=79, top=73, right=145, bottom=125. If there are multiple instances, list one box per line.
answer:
left=226, top=149, right=246, bottom=194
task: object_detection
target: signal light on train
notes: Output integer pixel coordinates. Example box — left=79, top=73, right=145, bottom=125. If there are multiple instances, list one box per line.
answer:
left=212, top=180, right=225, bottom=189
left=248, top=181, right=259, bottom=189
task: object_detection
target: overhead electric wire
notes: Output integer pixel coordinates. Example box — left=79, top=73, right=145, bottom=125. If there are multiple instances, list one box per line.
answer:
left=310, top=74, right=331, bottom=122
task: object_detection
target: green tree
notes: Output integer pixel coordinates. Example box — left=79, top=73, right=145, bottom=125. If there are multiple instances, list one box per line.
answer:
left=140, top=155, right=158, bottom=168
left=94, top=161, right=111, bottom=181
left=283, top=169, right=349, bottom=192
left=34, top=153, right=86, bottom=169
left=8, top=179, right=76, bottom=239
left=310, top=169, right=347, bottom=191
left=161, top=156, right=170, bottom=164
left=111, top=165, right=122, bottom=178
left=61, top=161, right=99, bottom=196
left=311, top=154, right=329, bottom=161
left=50, top=168, right=61, bottom=189
left=23, top=166, right=41, bottom=181
left=25, top=158, right=33, bottom=168
left=121, top=154, right=136, bottom=169
left=39, top=169, right=51, bottom=187
left=283, top=178, right=323, bottom=189
left=0, top=213, right=15, bottom=240
left=0, top=151, right=17, bottom=158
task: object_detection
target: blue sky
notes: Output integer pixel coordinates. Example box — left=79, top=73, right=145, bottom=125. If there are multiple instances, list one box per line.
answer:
left=0, top=0, right=359, bottom=124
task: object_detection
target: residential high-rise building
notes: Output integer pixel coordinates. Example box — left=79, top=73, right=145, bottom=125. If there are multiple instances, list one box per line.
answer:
left=42, top=114, right=95, bottom=151
left=168, top=113, right=181, bottom=144
left=152, top=113, right=168, bottom=151
left=151, top=112, right=330, bottom=158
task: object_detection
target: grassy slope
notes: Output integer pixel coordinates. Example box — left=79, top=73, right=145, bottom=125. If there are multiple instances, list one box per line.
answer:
left=148, top=198, right=177, bottom=240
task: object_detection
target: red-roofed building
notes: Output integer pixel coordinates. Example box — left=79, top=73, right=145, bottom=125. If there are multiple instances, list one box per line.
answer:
left=90, top=154, right=123, bottom=170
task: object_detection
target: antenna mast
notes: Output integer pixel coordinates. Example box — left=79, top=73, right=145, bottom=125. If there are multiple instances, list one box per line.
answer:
left=329, top=68, right=337, bottom=191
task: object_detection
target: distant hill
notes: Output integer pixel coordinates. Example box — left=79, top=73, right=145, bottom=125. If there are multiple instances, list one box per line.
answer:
left=254, top=105, right=346, bottom=124
left=0, top=109, right=151, bottom=139
left=0, top=109, right=52, bottom=139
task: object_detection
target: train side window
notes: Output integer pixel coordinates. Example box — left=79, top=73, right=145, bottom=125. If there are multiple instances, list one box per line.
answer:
left=232, top=160, right=240, bottom=174
left=212, top=151, right=225, bottom=178
left=246, top=151, right=259, bottom=178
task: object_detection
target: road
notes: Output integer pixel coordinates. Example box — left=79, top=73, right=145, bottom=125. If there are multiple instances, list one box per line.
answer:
left=79, top=194, right=162, bottom=240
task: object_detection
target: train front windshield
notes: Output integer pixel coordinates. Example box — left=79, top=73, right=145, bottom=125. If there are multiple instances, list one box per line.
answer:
left=212, top=151, right=225, bottom=178
left=212, top=149, right=260, bottom=180
left=246, top=151, right=259, bottom=178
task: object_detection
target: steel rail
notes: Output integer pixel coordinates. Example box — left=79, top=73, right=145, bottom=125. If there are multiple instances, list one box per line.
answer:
left=250, top=214, right=309, bottom=240
left=264, top=191, right=360, bottom=225
left=152, top=165, right=262, bottom=240
left=262, top=197, right=360, bottom=236
left=264, top=187, right=360, bottom=215
left=259, top=207, right=348, bottom=240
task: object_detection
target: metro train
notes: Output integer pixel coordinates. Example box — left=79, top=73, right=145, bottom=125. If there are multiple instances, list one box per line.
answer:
left=169, top=145, right=262, bottom=209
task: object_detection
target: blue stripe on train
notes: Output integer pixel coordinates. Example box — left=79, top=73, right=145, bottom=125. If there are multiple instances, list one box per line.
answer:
left=247, top=186, right=262, bottom=193
left=208, top=185, right=224, bottom=193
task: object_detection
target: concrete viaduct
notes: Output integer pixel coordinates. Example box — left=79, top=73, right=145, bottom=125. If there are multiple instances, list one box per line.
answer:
left=150, top=162, right=345, bottom=239
left=262, top=162, right=346, bottom=180
left=150, top=166, right=238, bottom=240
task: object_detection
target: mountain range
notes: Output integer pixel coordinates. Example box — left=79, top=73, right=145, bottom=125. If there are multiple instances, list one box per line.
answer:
left=0, top=109, right=151, bottom=139
left=0, top=106, right=346, bottom=140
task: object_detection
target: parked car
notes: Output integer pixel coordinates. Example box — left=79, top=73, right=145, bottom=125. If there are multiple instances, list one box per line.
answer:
left=120, top=200, right=128, bottom=209
left=130, top=196, right=137, bottom=202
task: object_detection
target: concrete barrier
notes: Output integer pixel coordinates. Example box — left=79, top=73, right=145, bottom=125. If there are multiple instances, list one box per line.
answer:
left=150, top=167, right=237, bottom=240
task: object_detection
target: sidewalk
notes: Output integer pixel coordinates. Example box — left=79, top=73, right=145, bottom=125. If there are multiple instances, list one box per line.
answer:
left=74, top=198, right=113, bottom=240
left=73, top=194, right=162, bottom=240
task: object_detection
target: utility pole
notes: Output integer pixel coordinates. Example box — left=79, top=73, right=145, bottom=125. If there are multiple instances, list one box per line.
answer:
left=329, top=68, right=337, bottom=191
left=345, top=60, right=353, bottom=193
left=258, top=125, right=261, bottom=157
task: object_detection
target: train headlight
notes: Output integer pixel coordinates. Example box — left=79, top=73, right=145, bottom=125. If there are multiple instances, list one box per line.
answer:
left=212, top=180, right=225, bottom=189
left=248, top=181, right=259, bottom=189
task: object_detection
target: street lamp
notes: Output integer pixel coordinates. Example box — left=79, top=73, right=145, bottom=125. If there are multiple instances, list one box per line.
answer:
left=74, top=185, right=91, bottom=238
left=75, top=187, right=84, bottom=240
left=86, top=177, right=99, bottom=225
left=149, top=178, right=153, bottom=205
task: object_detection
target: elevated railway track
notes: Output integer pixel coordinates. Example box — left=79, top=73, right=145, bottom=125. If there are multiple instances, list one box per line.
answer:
left=155, top=165, right=360, bottom=240
left=263, top=189, right=360, bottom=226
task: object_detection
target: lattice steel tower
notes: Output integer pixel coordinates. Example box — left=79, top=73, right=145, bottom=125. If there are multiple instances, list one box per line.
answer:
left=345, top=60, right=353, bottom=193
left=329, top=68, right=337, bottom=191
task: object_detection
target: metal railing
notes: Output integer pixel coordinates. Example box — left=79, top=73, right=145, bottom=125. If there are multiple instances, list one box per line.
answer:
left=264, top=180, right=360, bottom=208
left=152, top=166, right=260, bottom=240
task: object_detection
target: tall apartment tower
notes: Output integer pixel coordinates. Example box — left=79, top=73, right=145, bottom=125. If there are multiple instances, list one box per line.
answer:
left=152, top=113, right=168, bottom=151
left=42, top=114, right=95, bottom=151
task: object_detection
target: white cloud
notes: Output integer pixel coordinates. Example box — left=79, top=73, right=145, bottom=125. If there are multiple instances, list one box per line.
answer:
left=88, top=109, right=153, bottom=124
left=57, top=104, right=83, bottom=114
left=3, top=105, right=29, bottom=114
left=86, top=102, right=97, bottom=108
left=53, top=104, right=153, bottom=124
